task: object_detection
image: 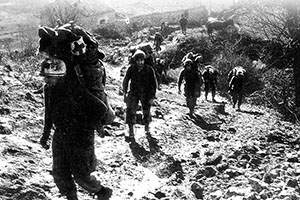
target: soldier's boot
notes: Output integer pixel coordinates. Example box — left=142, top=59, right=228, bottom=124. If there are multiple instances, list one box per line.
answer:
left=129, top=124, right=134, bottom=138
left=66, top=192, right=78, bottom=200
left=212, top=91, right=216, bottom=103
left=145, top=123, right=150, bottom=133
left=189, top=108, right=194, bottom=117
left=96, top=124, right=105, bottom=138
left=96, top=186, right=112, bottom=200
left=237, top=102, right=242, bottom=111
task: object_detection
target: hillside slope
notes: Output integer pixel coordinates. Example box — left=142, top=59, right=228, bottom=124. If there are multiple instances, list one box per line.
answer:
left=1, top=52, right=300, bottom=200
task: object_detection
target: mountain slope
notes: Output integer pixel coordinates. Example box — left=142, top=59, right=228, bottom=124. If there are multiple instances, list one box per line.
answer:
left=1, top=51, right=300, bottom=199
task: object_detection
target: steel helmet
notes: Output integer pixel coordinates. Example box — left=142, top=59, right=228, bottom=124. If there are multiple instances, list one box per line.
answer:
left=39, top=58, right=66, bottom=77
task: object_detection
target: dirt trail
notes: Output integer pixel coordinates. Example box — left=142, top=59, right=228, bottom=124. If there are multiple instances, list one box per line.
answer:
left=1, top=63, right=300, bottom=200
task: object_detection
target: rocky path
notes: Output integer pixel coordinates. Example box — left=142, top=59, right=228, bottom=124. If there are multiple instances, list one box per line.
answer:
left=1, top=64, right=300, bottom=200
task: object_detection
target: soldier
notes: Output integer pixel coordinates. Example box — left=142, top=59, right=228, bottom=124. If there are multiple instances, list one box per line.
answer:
left=154, top=58, right=167, bottom=90
left=160, top=22, right=168, bottom=38
left=178, top=59, right=202, bottom=116
left=138, top=43, right=155, bottom=67
left=123, top=50, right=157, bottom=139
left=179, top=14, right=188, bottom=35
left=154, top=31, right=164, bottom=52
left=38, top=24, right=112, bottom=200
left=202, top=65, right=219, bottom=102
left=228, top=66, right=247, bottom=111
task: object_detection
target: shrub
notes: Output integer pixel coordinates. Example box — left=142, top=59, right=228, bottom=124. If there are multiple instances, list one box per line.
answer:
left=160, top=35, right=214, bottom=70
left=93, top=24, right=125, bottom=40
left=248, top=68, right=296, bottom=120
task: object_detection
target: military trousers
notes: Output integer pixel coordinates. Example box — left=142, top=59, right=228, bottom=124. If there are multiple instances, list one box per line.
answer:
left=125, top=94, right=151, bottom=125
left=52, top=128, right=102, bottom=197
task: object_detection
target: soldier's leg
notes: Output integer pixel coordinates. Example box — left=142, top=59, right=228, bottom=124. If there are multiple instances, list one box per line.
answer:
left=237, top=92, right=243, bottom=110
left=94, top=91, right=108, bottom=137
left=211, top=86, right=216, bottom=102
left=232, top=93, right=238, bottom=108
left=70, top=129, right=112, bottom=199
left=141, top=98, right=152, bottom=132
left=204, top=84, right=209, bottom=101
left=52, top=131, right=78, bottom=199
left=186, top=96, right=194, bottom=115
left=192, top=96, right=197, bottom=110
left=126, top=94, right=139, bottom=137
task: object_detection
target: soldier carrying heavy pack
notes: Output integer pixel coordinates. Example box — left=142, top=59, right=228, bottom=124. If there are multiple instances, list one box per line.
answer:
left=38, top=21, right=113, bottom=200
left=228, top=66, right=247, bottom=111
left=178, top=58, right=203, bottom=116
left=123, top=50, right=157, bottom=140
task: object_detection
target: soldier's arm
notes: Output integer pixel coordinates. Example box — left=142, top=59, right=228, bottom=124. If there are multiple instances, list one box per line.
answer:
left=227, top=70, right=233, bottom=83
left=122, top=66, right=131, bottom=94
left=40, top=86, right=53, bottom=149
left=149, top=66, right=158, bottom=99
left=102, top=67, right=107, bottom=87
left=178, top=70, right=184, bottom=92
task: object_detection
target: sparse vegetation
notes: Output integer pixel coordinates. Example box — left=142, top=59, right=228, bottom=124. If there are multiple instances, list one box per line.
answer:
left=93, top=24, right=126, bottom=40
left=2, top=1, right=300, bottom=200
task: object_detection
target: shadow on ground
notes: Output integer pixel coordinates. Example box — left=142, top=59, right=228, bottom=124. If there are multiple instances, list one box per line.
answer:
left=127, top=132, right=161, bottom=162
left=190, top=114, right=222, bottom=131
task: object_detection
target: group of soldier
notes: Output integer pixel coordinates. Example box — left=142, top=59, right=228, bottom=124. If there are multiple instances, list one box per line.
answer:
left=37, top=19, right=246, bottom=200
left=123, top=43, right=247, bottom=139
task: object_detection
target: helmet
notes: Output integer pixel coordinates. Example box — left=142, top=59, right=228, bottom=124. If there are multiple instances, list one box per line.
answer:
left=132, top=49, right=146, bottom=61
left=138, top=43, right=153, bottom=54
left=183, top=59, right=193, bottom=66
left=235, top=66, right=246, bottom=76
left=195, top=55, right=203, bottom=63
left=39, top=58, right=66, bottom=77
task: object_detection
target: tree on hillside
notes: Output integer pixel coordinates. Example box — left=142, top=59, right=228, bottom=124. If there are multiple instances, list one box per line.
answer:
left=237, top=0, right=300, bottom=109
left=40, top=1, right=84, bottom=27
left=285, top=0, right=300, bottom=108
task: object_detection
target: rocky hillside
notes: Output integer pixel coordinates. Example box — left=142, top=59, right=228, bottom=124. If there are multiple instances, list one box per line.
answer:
left=1, top=27, right=300, bottom=200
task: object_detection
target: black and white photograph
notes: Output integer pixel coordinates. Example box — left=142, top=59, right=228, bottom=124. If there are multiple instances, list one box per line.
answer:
left=1, top=0, right=300, bottom=199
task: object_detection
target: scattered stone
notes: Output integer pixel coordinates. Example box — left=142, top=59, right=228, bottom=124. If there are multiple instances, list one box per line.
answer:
left=0, top=125, right=12, bottom=135
left=262, top=173, right=274, bottom=184
left=154, top=109, right=164, bottom=119
left=286, top=178, right=298, bottom=188
left=0, top=107, right=10, bottom=115
left=228, top=127, right=237, bottom=133
left=153, top=191, right=166, bottom=198
left=204, top=149, right=214, bottom=156
left=287, top=155, right=299, bottom=163
left=195, top=166, right=217, bottom=179
left=191, top=151, right=200, bottom=158
left=228, top=150, right=242, bottom=159
left=13, top=187, right=49, bottom=200
left=191, top=182, right=204, bottom=199
left=249, top=157, right=262, bottom=166
left=25, top=92, right=37, bottom=102
left=205, top=154, right=223, bottom=165
left=248, top=177, right=268, bottom=193
left=224, top=168, right=242, bottom=178
left=213, top=103, right=226, bottom=114
left=267, top=131, right=286, bottom=143
left=224, top=186, right=252, bottom=198
left=216, top=163, right=229, bottom=172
